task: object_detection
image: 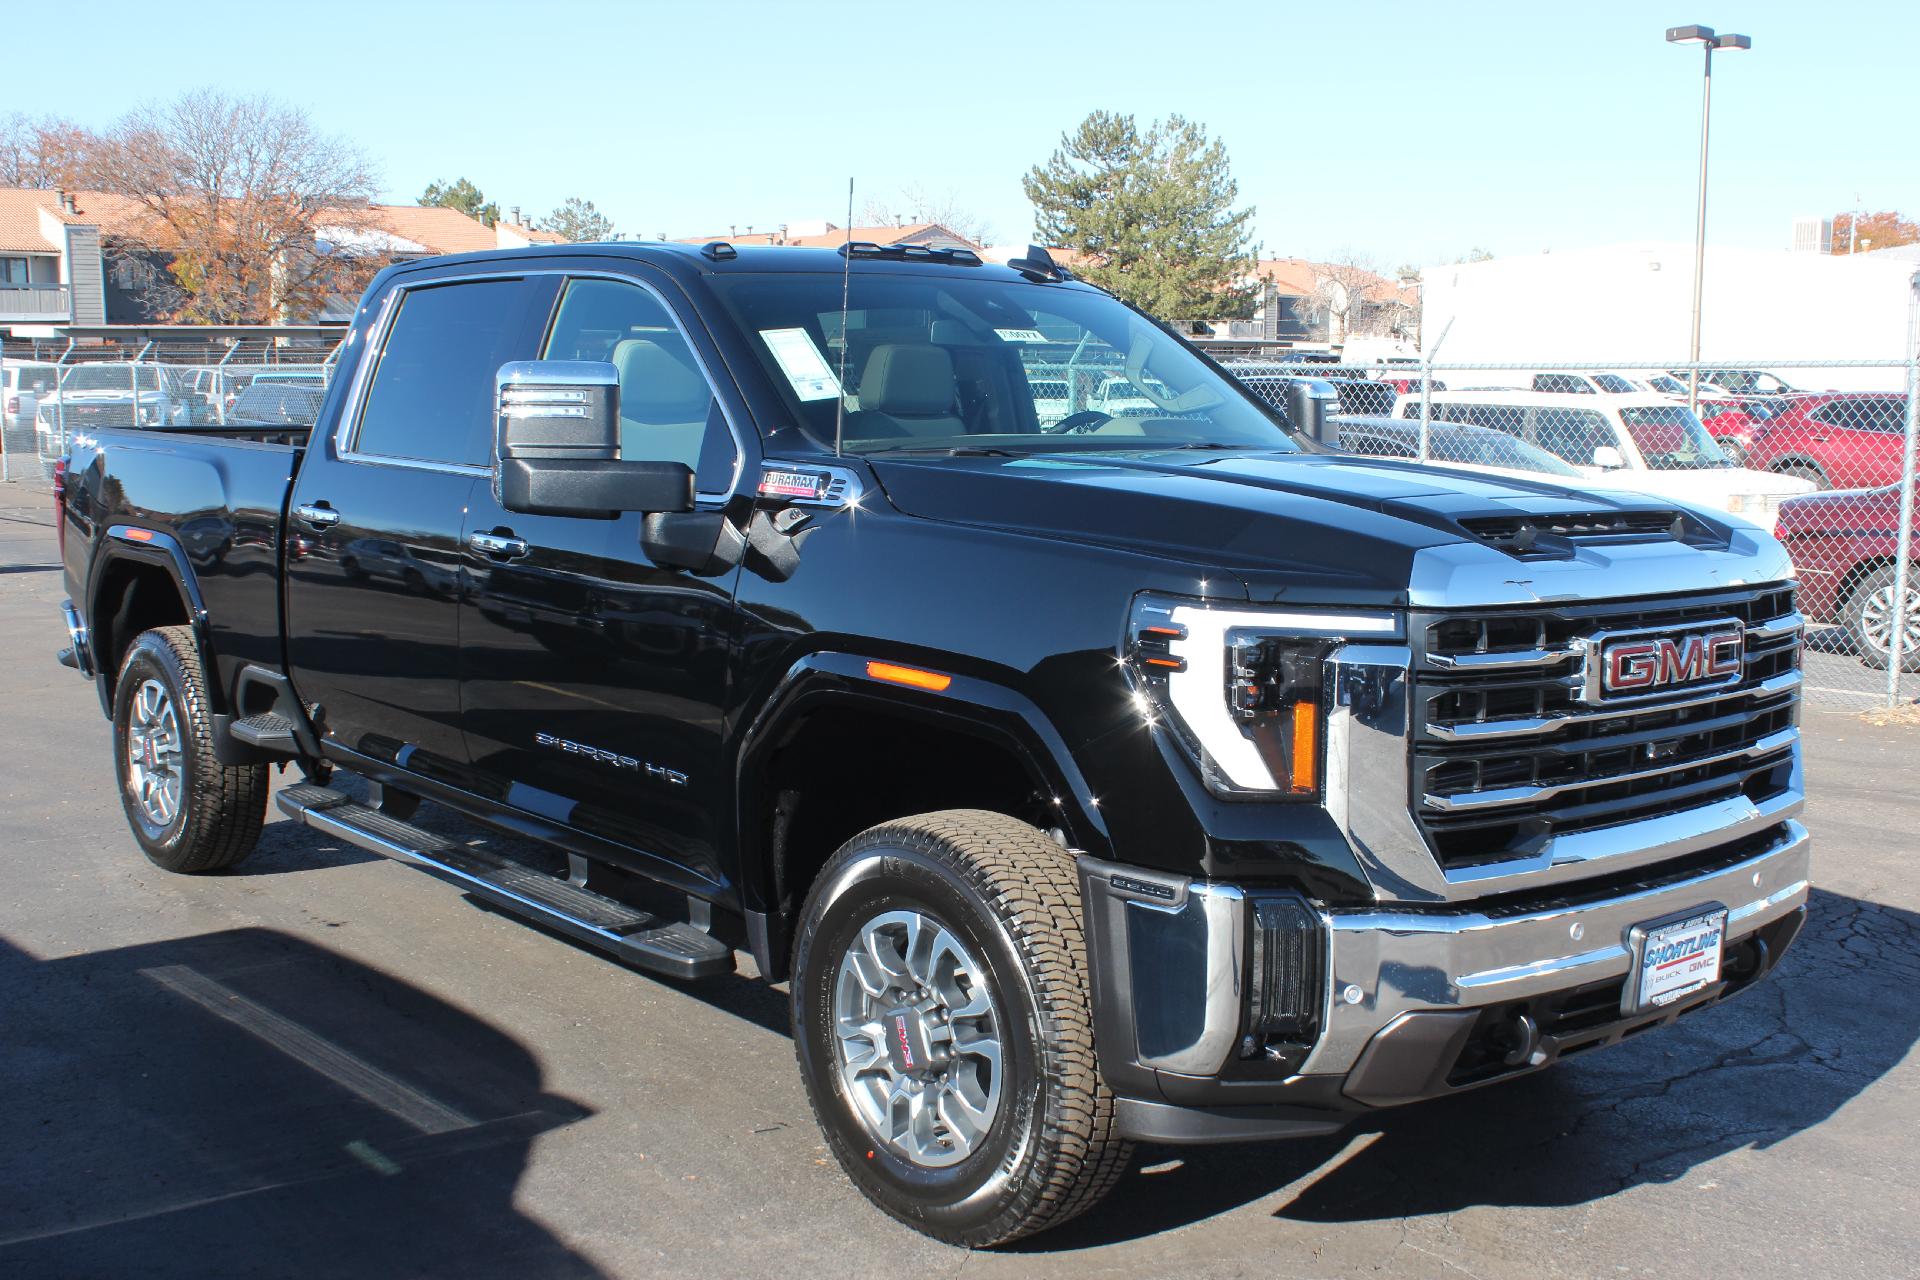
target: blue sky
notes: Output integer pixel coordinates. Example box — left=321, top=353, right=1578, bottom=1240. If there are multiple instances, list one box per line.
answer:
left=19, top=0, right=1915, bottom=267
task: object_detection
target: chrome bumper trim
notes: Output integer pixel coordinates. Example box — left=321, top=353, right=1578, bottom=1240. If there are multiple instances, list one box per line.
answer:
left=1298, top=818, right=1810, bottom=1075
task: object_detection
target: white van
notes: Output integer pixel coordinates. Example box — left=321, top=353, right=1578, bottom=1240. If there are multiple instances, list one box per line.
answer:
left=1392, top=389, right=1815, bottom=529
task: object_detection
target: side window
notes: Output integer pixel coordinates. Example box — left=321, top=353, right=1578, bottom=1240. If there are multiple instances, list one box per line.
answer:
left=354, top=278, right=541, bottom=466
left=1867, top=399, right=1906, bottom=432
left=1533, top=408, right=1611, bottom=464
left=542, top=278, right=737, bottom=490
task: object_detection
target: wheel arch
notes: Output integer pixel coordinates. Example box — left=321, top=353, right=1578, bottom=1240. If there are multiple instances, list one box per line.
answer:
left=734, top=651, right=1109, bottom=981
left=86, top=527, right=211, bottom=719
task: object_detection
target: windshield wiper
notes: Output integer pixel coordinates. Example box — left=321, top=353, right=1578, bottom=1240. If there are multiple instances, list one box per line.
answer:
left=862, top=444, right=1027, bottom=457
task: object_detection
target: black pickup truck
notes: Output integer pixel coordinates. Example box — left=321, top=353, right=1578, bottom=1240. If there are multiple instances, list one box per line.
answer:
left=54, top=241, right=1812, bottom=1247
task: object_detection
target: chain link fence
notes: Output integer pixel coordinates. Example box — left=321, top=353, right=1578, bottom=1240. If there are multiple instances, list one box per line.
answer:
left=1, top=337, right=341, bottom=484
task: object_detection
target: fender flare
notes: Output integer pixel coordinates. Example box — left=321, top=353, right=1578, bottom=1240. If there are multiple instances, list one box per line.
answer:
left=84, top=525, right=215, bottom=718
left=732, top=650, right=1110, bottom=972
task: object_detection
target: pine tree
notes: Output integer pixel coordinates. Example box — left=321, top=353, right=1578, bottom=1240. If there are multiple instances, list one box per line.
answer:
left=1023, top=112, right=1258, bottom=319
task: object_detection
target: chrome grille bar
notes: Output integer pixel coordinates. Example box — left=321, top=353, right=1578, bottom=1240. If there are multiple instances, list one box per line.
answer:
left=1425, top=670, right=1801, bottom=742
left=1421, top=727, right=1798, bottom=813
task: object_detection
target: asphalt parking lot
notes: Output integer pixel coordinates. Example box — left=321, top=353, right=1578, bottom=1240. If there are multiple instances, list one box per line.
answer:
left=1, top=475, right=1916, bottom=1279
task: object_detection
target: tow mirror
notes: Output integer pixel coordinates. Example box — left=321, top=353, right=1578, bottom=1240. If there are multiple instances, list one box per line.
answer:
left=1283, top=380, right=1340, bottom=446
left=1591, top=444, right=1626, bottom=470
left=494, top=361, right=693, bottom=518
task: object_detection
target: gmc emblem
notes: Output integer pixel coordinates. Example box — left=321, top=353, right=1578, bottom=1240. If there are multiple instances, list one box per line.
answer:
left=1585, top=623, right=1744, bottom=703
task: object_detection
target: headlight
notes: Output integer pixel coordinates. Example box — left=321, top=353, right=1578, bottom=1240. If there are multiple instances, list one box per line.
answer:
left=1125, top=594, right=1399, bottom=799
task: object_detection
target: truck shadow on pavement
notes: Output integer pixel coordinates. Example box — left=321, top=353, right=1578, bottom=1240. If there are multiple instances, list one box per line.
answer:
left=0, top=928, right=608, bottom=1278
left=1013, top=887, right=1920, bottom=1251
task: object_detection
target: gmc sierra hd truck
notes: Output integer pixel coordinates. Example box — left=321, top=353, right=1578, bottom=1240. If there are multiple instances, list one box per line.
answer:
left=53, top=241, right=1811, bottom=1247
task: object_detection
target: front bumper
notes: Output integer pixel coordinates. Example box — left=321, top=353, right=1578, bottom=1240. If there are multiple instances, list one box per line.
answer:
left=1081, top=817, right=1810, bottom=1142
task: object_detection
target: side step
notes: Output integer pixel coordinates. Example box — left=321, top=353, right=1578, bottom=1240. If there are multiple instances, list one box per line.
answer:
left=275, top=783, right=734, bottom=980
left=231, top=712, right=301, bottom=754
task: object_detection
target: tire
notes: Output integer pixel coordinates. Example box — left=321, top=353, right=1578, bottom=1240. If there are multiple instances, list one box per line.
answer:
left=1847, top=564, right=1920, bottom=672
left=790, top=810, right=1131, bottom=1247
left=1778, top=463, right=1829, bottom=490
left=112, top=626, right=267, bottom=873
left=1714, top=438, right=1747, bottom=466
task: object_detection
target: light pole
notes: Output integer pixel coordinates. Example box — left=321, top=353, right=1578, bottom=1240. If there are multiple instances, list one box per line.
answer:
left=1667, top=23, right=1750, bottom=414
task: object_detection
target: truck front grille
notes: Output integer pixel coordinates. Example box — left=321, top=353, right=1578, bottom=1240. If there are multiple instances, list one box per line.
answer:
left=1409, top=585, right=1801, bottom=870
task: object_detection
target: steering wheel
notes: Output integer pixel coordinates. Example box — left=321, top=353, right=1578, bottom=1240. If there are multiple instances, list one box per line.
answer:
left=1044, top=410, right=1113, bottom=435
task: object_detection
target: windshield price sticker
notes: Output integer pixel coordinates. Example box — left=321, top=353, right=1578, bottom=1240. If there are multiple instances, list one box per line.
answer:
left=760, top=328, right=842, bottom=402
left=1634, top=909, right=1726, bottom=1010
left=993, top=328, right=1049, bottom=344
left=759, top=467, right=830, bottom=501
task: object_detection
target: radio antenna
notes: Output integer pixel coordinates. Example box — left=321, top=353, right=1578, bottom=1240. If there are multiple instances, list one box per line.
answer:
left=834, top=176, right=853, bottom=458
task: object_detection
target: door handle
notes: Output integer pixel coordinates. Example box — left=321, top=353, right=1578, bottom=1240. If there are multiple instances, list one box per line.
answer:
left=295, top=502, right=340, bottom=529
left=1810, top=434, right=1829, bottom=442
left=469, top=531, right=529, bottom=559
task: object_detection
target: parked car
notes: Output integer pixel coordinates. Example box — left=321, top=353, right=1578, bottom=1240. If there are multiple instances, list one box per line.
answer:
left=1329, top=414, right=1594, bottom=482
left=53, top=242, right=1811, bottom=1247
left=1739, top=392, right=1910, bottom=490
left=1529, top=370, right=1643, bottom=395
left=3, top=360, right=59, bottom=432
left=1694, top=396, right=1796, bottom=465
left=1672, top=368, right=1799, bottom=397
left=1395, top=389, right=1816, bottom=529
left=1774, top=483, right=1920, bottom=670
left=1028, top=377, right=1071, bottom=427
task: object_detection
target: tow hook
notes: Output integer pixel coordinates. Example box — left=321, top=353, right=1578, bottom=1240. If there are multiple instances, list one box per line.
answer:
left=1493, top=1012, right=1542, bottom=1067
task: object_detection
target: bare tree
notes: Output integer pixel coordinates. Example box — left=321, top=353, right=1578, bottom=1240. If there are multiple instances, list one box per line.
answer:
left=0, top=113, right=100, bottom=189
left=860, top=182, right=994, bottom=246
left=1297, top=251, right=1414, bottom=344
left=85, top=90, right=381, bottom=324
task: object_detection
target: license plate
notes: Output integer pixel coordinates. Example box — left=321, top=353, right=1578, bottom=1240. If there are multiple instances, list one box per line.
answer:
left=1629, top=907, right=1727, bottom=1012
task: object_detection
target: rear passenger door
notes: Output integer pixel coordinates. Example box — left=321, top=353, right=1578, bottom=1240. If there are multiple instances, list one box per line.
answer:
left=458, top=273, right=747, bottom=890
left=285, top=273, right=554, bottom=784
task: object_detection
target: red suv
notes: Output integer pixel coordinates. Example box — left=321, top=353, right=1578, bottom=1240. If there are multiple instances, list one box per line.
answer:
left=1743, top=392, right=1910, bottom=490
left=1774, top=483, right=1919, bottom=671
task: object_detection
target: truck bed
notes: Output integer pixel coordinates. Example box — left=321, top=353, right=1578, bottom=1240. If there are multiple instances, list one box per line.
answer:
left=61, top=425, right=303, bottom=711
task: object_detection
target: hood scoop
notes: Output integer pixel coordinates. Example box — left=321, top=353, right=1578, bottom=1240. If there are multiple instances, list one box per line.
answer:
left=1461, top=510, right=1697, bottom=559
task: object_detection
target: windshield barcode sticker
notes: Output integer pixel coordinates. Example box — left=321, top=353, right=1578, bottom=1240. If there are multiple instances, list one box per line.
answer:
left=760, top=328, right=842, bottom=402
left=993, top=328, right=1049, bottom=344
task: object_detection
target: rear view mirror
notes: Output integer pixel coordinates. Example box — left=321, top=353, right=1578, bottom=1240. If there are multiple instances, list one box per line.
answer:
left=495, top=360, right=693, bottom=518
left=1591, top=444, right=1626, bottom=470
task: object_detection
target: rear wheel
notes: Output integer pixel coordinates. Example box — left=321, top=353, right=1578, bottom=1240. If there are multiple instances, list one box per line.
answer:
left=1847, top=564, right=1920, bottom=672
left=113, top=626, right=267, bottom=872
left=791, top=810, right=1131, bottom=1247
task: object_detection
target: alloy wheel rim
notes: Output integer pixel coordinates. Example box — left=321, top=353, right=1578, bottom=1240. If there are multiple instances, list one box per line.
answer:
left=126, top=678, right=184, bottom=829
left=831, top=908, right=1004, bottom=1168
left=1861, top=583, right=1920, bottom=657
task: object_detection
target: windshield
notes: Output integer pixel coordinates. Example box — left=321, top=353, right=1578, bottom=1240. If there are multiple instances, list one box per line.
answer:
left=708, top=273, right=1296, bottom=454
left=1432, top=429, right=1582, bottom=476
left=1591, top=372, right=1638, bottom=393
left=1619, top=404, right=1734, bottom=469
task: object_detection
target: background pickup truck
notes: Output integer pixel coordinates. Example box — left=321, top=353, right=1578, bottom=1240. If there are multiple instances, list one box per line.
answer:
left=54, top=241, right=1813, bottom=1248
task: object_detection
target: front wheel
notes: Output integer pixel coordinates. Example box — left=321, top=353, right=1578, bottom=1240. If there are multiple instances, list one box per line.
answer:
left=1848, top=564, right=1920, bottom=672
left=113, top=626, right=267, bottom=872
left=790, top=811, right=1131, bottom=1247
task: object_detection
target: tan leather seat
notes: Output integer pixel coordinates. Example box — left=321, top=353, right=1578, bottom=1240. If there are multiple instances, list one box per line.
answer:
left=850, top=344, right=964, bottom=439
left=611, top=338, right=713, bottom=467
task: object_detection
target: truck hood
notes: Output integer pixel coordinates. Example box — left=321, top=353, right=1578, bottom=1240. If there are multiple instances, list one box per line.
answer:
left=867, top=449, right=1738, bottom=604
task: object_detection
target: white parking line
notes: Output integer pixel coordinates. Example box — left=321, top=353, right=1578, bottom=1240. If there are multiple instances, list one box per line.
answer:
left=141, top=965, right=475, bottom=1135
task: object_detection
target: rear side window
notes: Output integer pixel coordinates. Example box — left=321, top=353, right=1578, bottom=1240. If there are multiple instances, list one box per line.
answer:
left=541, top=278, right=737, bottom=491
left=353, top=278, right=542, bottom=466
